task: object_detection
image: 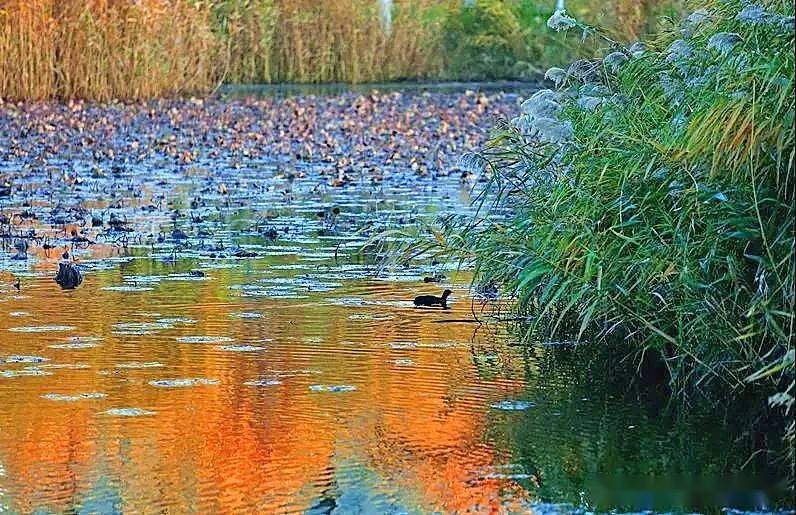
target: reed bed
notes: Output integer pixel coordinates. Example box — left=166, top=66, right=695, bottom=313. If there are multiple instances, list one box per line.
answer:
left=265, top=0, right=443, bottom=83
left=0, top=0, right=218, bottom=101
left=1, top=0, right=681, bottom=100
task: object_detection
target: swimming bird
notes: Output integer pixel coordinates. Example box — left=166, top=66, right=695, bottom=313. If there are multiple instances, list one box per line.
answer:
left=414, top=289, right=452, bottom=309
left=54, top=252, right=83, bottom=290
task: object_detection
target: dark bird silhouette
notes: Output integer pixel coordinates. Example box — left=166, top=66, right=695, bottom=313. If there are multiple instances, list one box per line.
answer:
left=54, top=252, right=83, bottom=290
left=414, top=289, right=452, bottom=309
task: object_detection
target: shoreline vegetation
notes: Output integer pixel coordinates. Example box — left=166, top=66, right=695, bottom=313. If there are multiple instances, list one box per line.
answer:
left=399, top=0, right=794, bottom=485
left=0, top=0, right=681, bottom=101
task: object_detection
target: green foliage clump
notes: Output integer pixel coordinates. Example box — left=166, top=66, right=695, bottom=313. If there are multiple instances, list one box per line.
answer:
left=439, top=0, right=552, bottom=79
left=438, top=0, right=685, bottom=80
left=418, top=0, right=794, bottom=468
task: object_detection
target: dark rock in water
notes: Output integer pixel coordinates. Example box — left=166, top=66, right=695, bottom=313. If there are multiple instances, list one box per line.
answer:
left=414, top=289, right=452, bottom=309
left=91, top=215, right=103, bottom=227
left=172, top=229, right=189, bottom=241
left=55, top=262, right=83, bottom=290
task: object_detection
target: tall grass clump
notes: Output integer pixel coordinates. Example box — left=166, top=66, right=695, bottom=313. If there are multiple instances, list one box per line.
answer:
left=405, top=0, right=794, bottom=473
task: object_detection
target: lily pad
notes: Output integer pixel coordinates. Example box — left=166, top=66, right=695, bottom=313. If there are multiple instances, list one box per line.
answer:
left=230, top=311, right=264, bottom=319
left=104, top=408, right=156, bottom=417
left=50, top=342, right=99, bottom=349
left=115, top=362, right=165, bottom=369
left=1, top=368, right=53, bottom=378
left=309, top=384, right=357, bottom=393
left=243, top=379, right=282, bottom=386
left=490, top=400, right=535, bottom=411
left=8, top=325, right=76, bottom=333
left=149, top=378, right=219, bottom=388
left=176, top=336, right=235, bottom=344
left=42, top=392, right=106, bottom=402
left=2, top=355, right=48, bottom=364
left=217, top=345, right=265, bottom=352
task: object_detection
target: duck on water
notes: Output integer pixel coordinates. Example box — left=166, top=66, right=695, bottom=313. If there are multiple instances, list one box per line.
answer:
left=54, top=252, right=83, bottom=290
left=413, top=289, right=452, bottom=309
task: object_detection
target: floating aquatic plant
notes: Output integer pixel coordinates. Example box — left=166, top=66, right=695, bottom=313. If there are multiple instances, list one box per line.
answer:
left=216, top=345, right=265, bottom=352
left=149, top=378, right=220, bottom=388
left=7, top=325, right=75, bottom=333
left=1, top=355, right=48, bottom=364
left=309, top=384, right=357, bottom=393
left=243, top=379, right=282, bottom=387
left=104, top=408, right=156, bottom=417
left=1, top=368, right=52, bottom=378
left=42, top=392, right=106, bottom=402
left=175, top=336, right=235, bottom=344
left=490, top=400, right=535, bottom=411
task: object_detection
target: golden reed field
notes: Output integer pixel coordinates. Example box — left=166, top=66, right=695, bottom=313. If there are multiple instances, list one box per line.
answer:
left=0, top=0, right=668, bottom=100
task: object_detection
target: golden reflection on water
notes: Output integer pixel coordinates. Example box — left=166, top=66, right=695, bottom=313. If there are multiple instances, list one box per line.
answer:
left=0, top=263, right=532, bottom=513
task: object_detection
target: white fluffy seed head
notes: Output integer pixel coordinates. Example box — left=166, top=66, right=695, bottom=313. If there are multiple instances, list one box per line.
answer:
left=530, top=118, right=574, bottom=144
left=544, top=67, right=568, bottom=88
left=628, top=42, right=646, bottom=58
left=707, top=32, right=743, bottom=55
left=603, top=51, right=629, bottom=73
left=547, top=9, right=577, bottom=31
left=665, top=39, right=692, bottom=63
left=520, top=97, right=561, bottom=119
left=577, top=96, right=603, bottom=112
left=736, top=4, right=769, bottom=25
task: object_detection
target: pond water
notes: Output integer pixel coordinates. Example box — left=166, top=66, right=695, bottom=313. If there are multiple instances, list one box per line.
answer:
left=0, top=89, right=791, bottom=513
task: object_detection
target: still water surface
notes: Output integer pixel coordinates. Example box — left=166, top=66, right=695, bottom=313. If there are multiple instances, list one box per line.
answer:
left=0, top=90, right=789, bottom=513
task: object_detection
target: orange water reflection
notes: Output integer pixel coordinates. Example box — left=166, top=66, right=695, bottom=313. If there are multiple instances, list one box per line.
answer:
left=0, top=267, right=530, bottom=513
